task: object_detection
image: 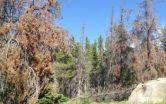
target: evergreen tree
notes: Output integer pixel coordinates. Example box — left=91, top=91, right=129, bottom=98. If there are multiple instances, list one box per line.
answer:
left=55, top=49, right=74, bottom=97
left=98, top=35, right=104, bottom=64
left=97, top=35, right=105, bottom=87
left=86, top=37, right=91, bottom=53
left=85, top=37, right=93, bottom=80
left=90, top=41, right=99, bottom=88
left=85, top=37, right=92, bottom=64
left=70, top=36, right=79, bottom=58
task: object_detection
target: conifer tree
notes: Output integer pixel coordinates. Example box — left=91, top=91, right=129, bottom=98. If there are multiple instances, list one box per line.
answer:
left=85, top=37, right=92, bottom=67
left=98, top=35, right=104, bottom=62
left=90, top=41, right=100, bottom=89
left=97, top=35, right=105, bottom=88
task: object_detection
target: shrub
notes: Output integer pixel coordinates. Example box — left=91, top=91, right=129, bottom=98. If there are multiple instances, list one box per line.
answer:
left=37, top=92, right=68, bottom=104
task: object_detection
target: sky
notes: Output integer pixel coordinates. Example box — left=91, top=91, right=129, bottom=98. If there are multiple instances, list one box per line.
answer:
left=58, top=0, right=166, bottom=43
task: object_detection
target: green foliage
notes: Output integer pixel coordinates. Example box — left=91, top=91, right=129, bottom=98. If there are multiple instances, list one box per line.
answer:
left=90, top=41, right=101, bottom=87
left=86, top=37, right=91, bottom=53
left=85, top=37, right=93, bottom=60
left=122, top=69, right=134, bottom=87
left=98, top=35, right=104, bottom=70
left=91, top=41, right=99, bottom=70
left=55, top=50, right=74, bottom=79
left=37, top=89, right=68, bottom=104
left=98, top=35, right=104, bottom=62
left=70, top=36, right=79, bottom=58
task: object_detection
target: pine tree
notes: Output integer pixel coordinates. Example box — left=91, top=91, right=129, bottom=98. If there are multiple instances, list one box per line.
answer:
left=97, top=35, right=105, bottom=88
left=86, top=37, right=91, bottom=53
left=85, top=36, right=93, bottom=81
left=85, top=37, right=92, bottom=65
left=70, top=36, right=79, bottom=58
left=55, top=49, right=74, bottom=97
left=90, top=41, right=99, bottom=88
left=98, top=35, right=104, bottom=64
left=90, top=40, right=105, bottom=93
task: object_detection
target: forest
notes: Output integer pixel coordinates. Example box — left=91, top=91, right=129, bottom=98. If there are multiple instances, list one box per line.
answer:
left=0, top=0, right=166, bottom=104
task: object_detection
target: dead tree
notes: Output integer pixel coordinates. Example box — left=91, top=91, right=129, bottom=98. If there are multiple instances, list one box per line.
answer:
left=145, top=0, right=153, bottom=59
left=0, top=0, right=66, bottom=104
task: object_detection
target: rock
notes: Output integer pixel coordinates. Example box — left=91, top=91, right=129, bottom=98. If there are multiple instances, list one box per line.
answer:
left=128, top=78, right=166, bottom=104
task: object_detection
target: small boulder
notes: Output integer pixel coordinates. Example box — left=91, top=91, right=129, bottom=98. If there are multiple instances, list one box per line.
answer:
left=128, top=78, right=166, bottom=104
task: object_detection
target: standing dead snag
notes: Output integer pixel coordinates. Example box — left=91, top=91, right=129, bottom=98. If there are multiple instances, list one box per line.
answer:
left=109, top=6, right=134, bottom=86
left=73, top=23, right=89, bottom=97
left=145, top=0, right=153, bottom=59
left=131, top=0, right=160, bottom=82
left=144, top=0, right=157, bottom=71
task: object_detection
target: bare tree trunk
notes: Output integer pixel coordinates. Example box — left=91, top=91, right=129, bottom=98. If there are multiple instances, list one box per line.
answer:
left=144, top=0, right=154, bottom=72
left=145, top=0, right=153, bottom=59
